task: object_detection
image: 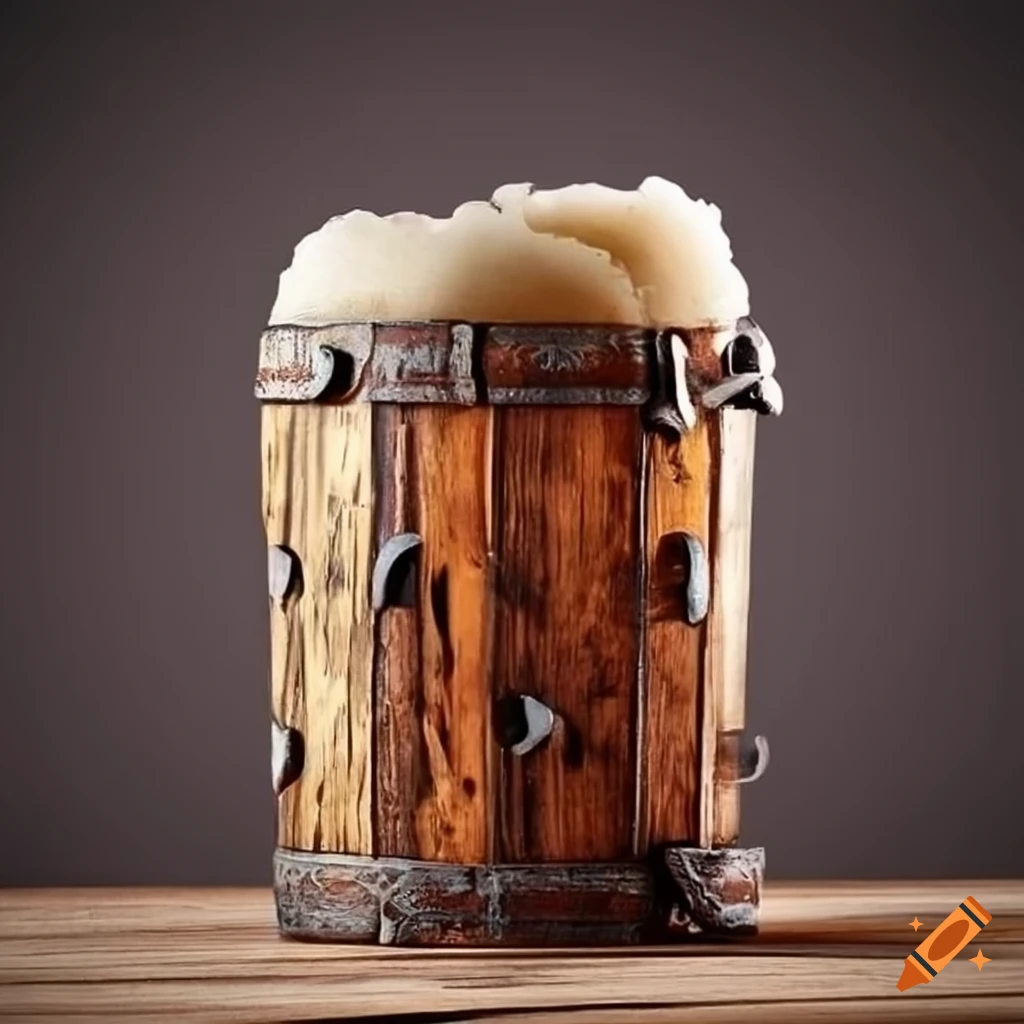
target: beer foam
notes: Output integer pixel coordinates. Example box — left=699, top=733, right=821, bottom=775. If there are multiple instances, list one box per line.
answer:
left=268, top=178, right=750, bottom=330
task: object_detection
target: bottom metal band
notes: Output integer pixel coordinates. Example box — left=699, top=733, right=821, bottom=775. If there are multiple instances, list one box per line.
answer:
left=274, top=846, right=764, bottom=947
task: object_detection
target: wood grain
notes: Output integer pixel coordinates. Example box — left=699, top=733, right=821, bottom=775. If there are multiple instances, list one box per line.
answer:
left=374, top=405, right=494, bottom=863
left=702, top=409, right=758, bottom=848
left=2, top=883, right=1021, bottom=1023
left=262, top=403, right=374, bottom=854
left=493, top=407, right=642, bottom=863
left=372, top=405, right=420, bottom=858
left=636, top=419, right=712, bottom=850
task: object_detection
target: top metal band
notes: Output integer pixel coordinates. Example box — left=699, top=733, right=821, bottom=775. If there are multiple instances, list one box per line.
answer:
left=254, top=319, right=754, bottom=408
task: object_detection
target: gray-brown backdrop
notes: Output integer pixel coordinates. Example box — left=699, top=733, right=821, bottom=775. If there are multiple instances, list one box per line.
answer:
left=1, top=0, right=1021, bottom=886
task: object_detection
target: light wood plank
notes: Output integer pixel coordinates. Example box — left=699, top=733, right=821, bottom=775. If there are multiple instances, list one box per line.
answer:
left=702, top=408, right=758, bottom=847
left=374, top=405, right=494, bottom=862
left=261, top=403, right=374, bottom=854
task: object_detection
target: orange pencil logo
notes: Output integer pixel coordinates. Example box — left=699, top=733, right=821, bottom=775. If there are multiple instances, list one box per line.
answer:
left=897, top=896, right=993, bottom=991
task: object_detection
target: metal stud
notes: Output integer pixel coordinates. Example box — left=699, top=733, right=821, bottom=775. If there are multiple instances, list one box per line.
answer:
left=268, top=545, right=299, bottom=603
left=372, top=533, right=423, bottom=612
left=511, top=696, right=556, bottom=756
left=737, top=734, right=770, bottom=784
left=271, top=720, right=304, bottom=794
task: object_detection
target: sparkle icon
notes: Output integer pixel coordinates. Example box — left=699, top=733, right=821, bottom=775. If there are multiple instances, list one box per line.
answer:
left=909, top=917, right=923, bottom=931
left=969, top=950, right=991, bottom=971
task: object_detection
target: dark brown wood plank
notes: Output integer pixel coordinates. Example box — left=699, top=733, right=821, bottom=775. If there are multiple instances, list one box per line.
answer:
left=374, top=405, right=493, bottom=862
left=493, top=406, right=642, bottom=862
left=372, top=405, right=421, bottom=858
left=636, top=420, right=712, bottom=851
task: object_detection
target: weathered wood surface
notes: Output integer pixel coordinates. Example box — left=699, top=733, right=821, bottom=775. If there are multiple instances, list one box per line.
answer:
left=261, top=403, right=374, bottom=853
left=702, top=408, right=758, bottom=849
left=636, top=420, right=712, bottom=851
left=493, top=407, right=642, bottom=862
left=373, top=405, right=494, bottom=863
left=2, top=884, right=1021, bottom=1023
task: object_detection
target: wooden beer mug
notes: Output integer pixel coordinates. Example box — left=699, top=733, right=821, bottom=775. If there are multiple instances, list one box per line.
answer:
left=257, top=317, right=778, bottom=946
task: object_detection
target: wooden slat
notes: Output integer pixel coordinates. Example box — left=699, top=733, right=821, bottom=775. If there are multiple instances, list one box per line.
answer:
left=2, top=885, right=1022, bottom=1023
left=701, top=408, right=758, bottom=848
left=493, top=407, right=642, bottom=862
left=261, top=403, right=374, bottom=854
left=374, top=405, right=493, bottom=862
left=372, top=405, right=421, bottom=858
left=636, top=419, right=712, bottom=850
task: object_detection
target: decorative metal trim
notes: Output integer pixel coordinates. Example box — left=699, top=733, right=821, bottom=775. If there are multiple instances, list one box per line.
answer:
left=700, top=372, right=763, bottom=410
left=273, top=846, right=765, bottom=946
left=643, top=330, right=687, bottom=434
left=365, top=321, right=478, bottom=404
left=481, top=324, right=650, bottom=405
left=274, top=849, right=653, bottom=946
left=711, top=318, right=783, bottom=416
left=255, top=318, right=784, bottom=428
left=662, top=846, right=765, bottom=935
left=255, top=323, right=373, bottom=402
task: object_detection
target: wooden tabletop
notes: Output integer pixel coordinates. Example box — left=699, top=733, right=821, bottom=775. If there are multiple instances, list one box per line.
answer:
left=1, top=882, right=1022, bottom=1023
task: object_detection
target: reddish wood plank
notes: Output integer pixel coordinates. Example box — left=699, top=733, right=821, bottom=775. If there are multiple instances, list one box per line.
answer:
left=374, top=405, right=493, bottom=862
left=493, top=407, right=642, bottom=862
left=372, top=405, right=421, bottom=858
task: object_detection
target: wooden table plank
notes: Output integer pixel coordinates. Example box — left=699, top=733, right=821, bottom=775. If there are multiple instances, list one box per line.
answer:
left=1, top=884, right=1021, bottom=1023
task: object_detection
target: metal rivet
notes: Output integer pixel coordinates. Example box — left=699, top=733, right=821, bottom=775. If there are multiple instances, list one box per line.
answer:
left=670, top=333, right=697, bottom=431
left=699, top=372, right=763, bottom=410
left=681, top=533, right=709, bottom=625
left=728, top=375, right=784, bottom=416
left=512, top=696, right=556, bottom=756
left=737, top=734, right=770, bottom=784
left=372, top=533, right=422, bottom=612
left=272, top=720, right=304, bottom=794
left=495, top=694, right=556, bottom=756
left=652, top=532, right=709, bottom=625
left=268, top=545, right=300, bottom=602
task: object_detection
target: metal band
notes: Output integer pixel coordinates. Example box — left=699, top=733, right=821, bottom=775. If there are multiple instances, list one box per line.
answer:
left=273, top=845, right=764, bottom=947
left=254, top=320, right=760, bottom=408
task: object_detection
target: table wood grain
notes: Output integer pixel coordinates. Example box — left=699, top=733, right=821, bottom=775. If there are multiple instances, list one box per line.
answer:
left=1, top=883, right=1022, bottom=1023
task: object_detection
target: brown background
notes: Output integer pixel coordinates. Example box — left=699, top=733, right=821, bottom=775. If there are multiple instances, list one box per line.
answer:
left=1, top=0, right=1021, bottom=886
